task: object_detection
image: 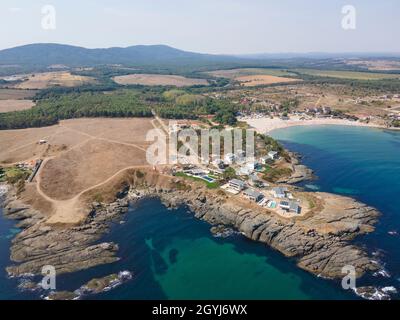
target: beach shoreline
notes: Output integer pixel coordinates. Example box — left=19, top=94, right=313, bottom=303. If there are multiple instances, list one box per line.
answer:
left=241, top=116, right=389, bottom=134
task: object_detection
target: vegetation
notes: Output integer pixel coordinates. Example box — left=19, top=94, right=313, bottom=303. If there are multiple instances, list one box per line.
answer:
left=175, top=172, right=220, bottom=189
left=0, top=167, right=31, bottom=184
left=222, top=167, right=237, bottom=181
left=0, top=90, right=153, bottom=129
left=262, top=165, right=293, bottom=183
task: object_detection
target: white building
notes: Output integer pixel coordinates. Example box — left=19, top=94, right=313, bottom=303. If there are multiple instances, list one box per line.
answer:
left=229, top=179, right=247, bottom=192
left=272, top=187, right=288, bottom=198
left=224, top=153, right=236, bottom=164
left=268, top=151, right=279, bottom=160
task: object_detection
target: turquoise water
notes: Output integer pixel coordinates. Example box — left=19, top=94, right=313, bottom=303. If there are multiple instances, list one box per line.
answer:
left=271, top=125, right=400, bottom=295
left=0, top=199, right=353, bottom=300
left=1, top=124, right=399, bottom=300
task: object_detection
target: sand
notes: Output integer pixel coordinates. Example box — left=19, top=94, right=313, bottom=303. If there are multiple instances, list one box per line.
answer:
left=242, top=116, right=383, bottom=134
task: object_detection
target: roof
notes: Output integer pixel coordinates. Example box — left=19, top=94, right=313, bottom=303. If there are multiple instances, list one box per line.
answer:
left=290, top=202, right=301, bottom=211
left=249, top=174, right=260, bottom=181
left=243, top=188, right=264, bottom=199
left=230, top=179, right=246, bottom=187
left=268, top=151, right=278, bottom=156
left=273, top=187, right=288, bottom=194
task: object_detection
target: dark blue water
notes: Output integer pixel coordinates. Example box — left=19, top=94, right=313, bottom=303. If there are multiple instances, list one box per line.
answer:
left=0, top=198, right=355, bottom=300
left=271, top=125, right=400, bottom=294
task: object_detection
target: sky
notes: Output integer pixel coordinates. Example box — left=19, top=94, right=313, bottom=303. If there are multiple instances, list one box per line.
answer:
left=0, top=0, right=399, bottom=54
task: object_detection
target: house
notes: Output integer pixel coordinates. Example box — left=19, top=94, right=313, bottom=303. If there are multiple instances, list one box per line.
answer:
left=279, top=201, right=302, bottom=214
left=184, top=168, right=207, bottom=176
left=238, top=162, right=259, bottom=176
left=212, top=159, right=225, bottom=170
left=289, top=202, right=302, bottom=214
left=279, top=201, right=291, bottom=210
left=229, top=179, right=247, bottom=191
left=260, top=156, right=272, bottom=165
left=248, top=174, right=263, bottom=188
left=224, top=153, right=236, bottom=164
left=243, top=188, right=264, bottom=203
left=272, top=187, right=288, bottom=198
left=268, top=151, right=279, bottom=160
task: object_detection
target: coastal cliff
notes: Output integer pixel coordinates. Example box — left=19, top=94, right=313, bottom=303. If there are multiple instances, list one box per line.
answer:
left=1, top=169, right=380, bottom=281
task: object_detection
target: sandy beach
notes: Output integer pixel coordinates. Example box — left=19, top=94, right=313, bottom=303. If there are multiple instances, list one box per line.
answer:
left=242, top=116, right=385, bottom=134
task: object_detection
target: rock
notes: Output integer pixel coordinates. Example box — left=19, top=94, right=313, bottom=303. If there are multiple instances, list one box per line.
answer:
left=354, top=286, right=393, bottom=300
left=44, top=291, right=79, bottom=300
left=18, top=280, right=40, bottom=291
left=78, top=271, right=133, bottom=295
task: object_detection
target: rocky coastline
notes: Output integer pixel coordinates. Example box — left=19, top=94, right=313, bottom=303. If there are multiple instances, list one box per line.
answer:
left=1, top=167, right=381, bottom=285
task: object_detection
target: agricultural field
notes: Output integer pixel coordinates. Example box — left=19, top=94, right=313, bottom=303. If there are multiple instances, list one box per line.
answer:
left=113, top=74, right=209, bottom=87
left=294, top=68, right=400, bottom=80
left=206, top=68, right=298, bottom=79
left=235, top=75, right=300, bottom=87
left=0, top=88, right=37, bottom=100
left=0, top=99, right=35, bottom=113
left=206, top=68, right=300, bottom=87
left=11, top=71, right=96, bottom=89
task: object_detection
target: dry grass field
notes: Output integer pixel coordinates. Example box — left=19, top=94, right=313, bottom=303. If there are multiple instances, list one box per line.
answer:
left=11, top=72, right=96, bottom=89
left=207, top=68, right=297, bottom=79
left=0, top=99, right=35, bottom=113
left=236, top=75, right=300, bottom=87
left=206, top=68, right=300, bottom=86
left=0, top=117, right=158, bottom=224
left=113, top=74, right=209, bottom=87
left=0, top=88, right=37, bottom=100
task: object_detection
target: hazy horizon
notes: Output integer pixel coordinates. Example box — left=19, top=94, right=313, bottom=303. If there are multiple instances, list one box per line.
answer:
left=0, top=0, right=399, bottom=54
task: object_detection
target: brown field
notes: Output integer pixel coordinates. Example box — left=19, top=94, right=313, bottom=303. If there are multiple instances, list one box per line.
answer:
left=11, top=72, right=96, bottom=89
left=0, top=88, right=37, bottom=100
left=0, top=117, right=159, bottom=224
left=236, top=75, right=300, bottom=87
left=0, top=99, right=35, bottom=112
left=207, top=68, right=297, bottom=79
left=113, top=74, right=209, bottom=87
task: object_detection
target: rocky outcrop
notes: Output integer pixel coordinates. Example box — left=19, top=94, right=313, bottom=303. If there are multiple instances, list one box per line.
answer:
left=156, top=188, right=380, bottom=279
left=2, top=171, right=380, bottom=282
left=3, top=189, right=123, bottom=277
left=278, top=152, right=315, bottom=184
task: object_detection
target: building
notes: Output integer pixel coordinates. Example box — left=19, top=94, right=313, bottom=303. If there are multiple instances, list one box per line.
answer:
left=260, top=156, right=272, bottom=165
left=212, top=159, right=225, bottom=170
left=279, top=201, right=302, bottom=214
left=184, top=168, right=207, bottom=176
left=289, top=202, right=302, bottom=214
left=224, top=153, right=236, bottom=164
left=268, top=151, right=279, bottom=160
left=243, top=188, right=264, bottom=203
left=229, top=179, right=247, bottom=191
left=238, top=162, right=258, bottom=176
left=248, top=174, right=263, bottom=188
left=272, top=187, right=288, bottom=198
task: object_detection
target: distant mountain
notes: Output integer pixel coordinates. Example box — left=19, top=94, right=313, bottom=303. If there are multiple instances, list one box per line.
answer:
left=0, top=43, right=243, bottom=68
